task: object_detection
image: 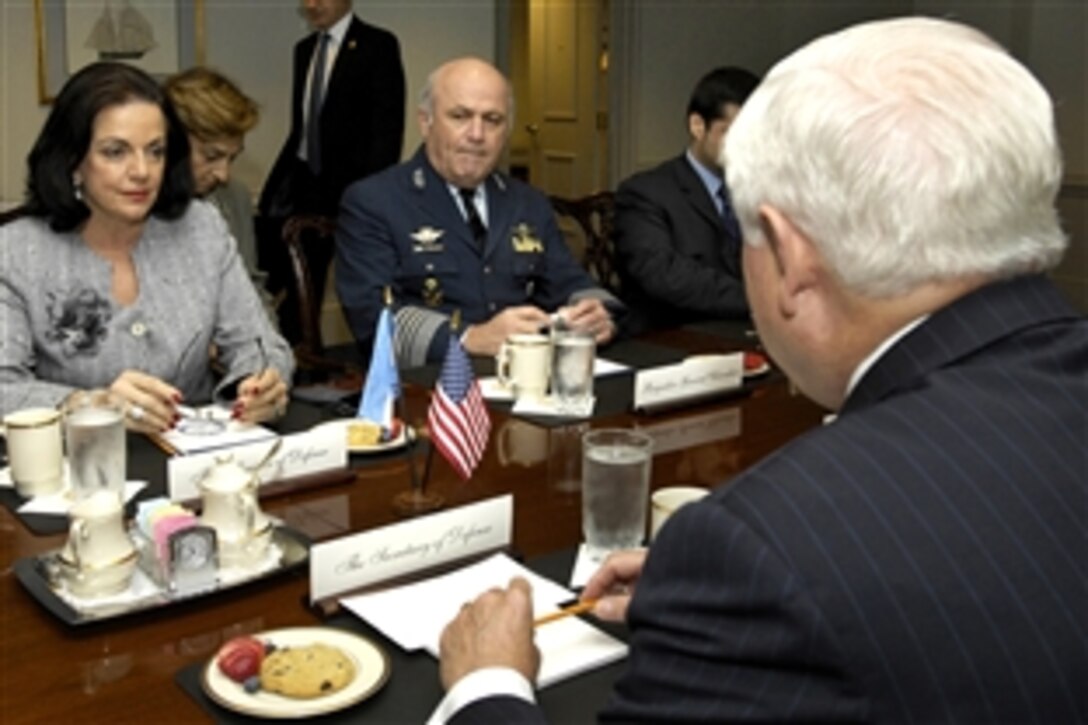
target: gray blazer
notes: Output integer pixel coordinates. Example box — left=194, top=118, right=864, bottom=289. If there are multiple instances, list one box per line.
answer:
left=0, top=201, right=294, bottom=415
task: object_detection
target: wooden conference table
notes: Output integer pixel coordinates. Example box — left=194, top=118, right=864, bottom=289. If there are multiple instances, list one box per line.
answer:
left=0, top=326, right=825, bottom=722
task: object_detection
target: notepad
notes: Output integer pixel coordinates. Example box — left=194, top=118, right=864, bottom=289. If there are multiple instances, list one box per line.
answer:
left=340, top=553, right=628, bottom=688
left=157, top=405, right=277, bottom=454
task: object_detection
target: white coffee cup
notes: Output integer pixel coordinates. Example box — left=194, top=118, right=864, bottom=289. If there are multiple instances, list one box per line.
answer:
left=496, top=333, right=551, bottom=401
left=3, top=407, right=64, bottom=497
left=650, top=486, right=709, bottom=540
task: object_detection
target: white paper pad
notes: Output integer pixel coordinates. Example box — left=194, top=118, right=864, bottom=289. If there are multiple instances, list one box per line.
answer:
left=340, top=552, right=627, bottom=688
left=160, top=405, right=277, bottom=454
left=1, top=466, right=146, bottom=516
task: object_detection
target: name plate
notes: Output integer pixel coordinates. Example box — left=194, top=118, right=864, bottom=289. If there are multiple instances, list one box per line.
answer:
left=167, top=426, right=347, bottom=502
left=633, top=354, right=743, bottom=411
left=309, top=495, right=513, bottom=604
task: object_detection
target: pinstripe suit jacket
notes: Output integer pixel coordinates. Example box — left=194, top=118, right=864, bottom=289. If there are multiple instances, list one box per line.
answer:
left=451, top=274, right=1087, bottom=723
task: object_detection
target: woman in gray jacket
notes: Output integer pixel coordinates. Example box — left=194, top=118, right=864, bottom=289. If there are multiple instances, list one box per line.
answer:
left=0, top=62, right=293, bottom=432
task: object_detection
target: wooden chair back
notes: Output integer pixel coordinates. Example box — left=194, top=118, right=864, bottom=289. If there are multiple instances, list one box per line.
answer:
left=549, top=192, right=621, bottom=295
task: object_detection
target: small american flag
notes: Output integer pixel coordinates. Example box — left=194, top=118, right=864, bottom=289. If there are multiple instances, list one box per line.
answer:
left=427, top=334, right=491, bottom=480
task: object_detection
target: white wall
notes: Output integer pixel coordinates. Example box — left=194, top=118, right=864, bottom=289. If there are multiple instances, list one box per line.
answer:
left=0, top=0, right=498, bottom=206
left=611, top=1, right=1084, bottom=180
left=611, top=1, right=911, bottom=177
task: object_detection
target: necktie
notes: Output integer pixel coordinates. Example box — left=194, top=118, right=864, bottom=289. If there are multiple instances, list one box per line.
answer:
left=718, top=184, right=742, bottom=246
left=459, top=188, right=487, bottom=247
left=306, top=32, right=330, bottom=175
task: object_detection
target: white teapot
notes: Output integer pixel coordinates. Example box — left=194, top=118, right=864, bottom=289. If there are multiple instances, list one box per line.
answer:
left=197, top=455, right=273, bottom=568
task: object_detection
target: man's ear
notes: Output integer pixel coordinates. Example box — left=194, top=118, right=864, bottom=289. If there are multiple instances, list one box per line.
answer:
left=757, top=204, right=821, bottom=317
left=688, top=113, right=705, bottom=141
left=417, top=109, right=432, bottom=137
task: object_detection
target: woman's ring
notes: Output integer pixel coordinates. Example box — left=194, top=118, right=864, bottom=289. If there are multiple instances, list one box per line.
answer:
left=128, top=404, right=145, bottom=422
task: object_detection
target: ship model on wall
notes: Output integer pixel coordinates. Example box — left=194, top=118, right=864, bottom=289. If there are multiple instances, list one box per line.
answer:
left=85, top=1, right=156, bottom=61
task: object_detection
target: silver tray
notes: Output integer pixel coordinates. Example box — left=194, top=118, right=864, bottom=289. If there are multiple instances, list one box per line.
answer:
left=14, top=525, right=309, bottom=626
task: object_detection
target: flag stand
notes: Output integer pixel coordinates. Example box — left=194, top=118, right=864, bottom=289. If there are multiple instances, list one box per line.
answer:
left=391, top=298, right=444, bottom=517
left=392, top=418, right=442, bottom=516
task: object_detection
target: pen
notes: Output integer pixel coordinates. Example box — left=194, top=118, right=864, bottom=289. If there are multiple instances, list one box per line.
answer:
left=533, top=599, right=598, bottom=627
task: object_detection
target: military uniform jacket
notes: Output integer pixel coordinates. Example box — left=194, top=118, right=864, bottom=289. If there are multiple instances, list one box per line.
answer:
left=335, top=148, right=616, bottom=365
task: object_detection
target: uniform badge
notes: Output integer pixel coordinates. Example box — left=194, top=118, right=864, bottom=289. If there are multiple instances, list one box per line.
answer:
left=422, top=277, right=443, bottom=308
left=412, top=168, right=425, bottom=189
left=511, top=223, right=544, bottom=253
left=411, top=226, right=445, bottom=252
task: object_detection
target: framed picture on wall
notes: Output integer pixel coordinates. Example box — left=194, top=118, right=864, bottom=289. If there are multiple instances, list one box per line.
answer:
left=34, top=0, right=205, bottom=104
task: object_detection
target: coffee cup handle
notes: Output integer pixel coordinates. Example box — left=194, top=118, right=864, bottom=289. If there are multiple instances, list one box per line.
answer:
left=69, top=519, right=88, bottom=566
left=496, top=344, right=513, bottom=387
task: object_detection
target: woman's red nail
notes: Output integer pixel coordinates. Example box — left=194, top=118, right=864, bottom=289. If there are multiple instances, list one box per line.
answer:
left=173, top=392, right=182, bottom=403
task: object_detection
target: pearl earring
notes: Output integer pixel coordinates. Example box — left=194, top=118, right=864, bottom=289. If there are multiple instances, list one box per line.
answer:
left=73, top=176, right=83, bottom=201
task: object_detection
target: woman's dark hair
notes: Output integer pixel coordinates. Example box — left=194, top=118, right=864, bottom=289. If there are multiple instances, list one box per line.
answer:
left=25, top=62, right=193, bottom=231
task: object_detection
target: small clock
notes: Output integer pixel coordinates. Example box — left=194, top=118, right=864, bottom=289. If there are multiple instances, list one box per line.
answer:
left=168, top=525, right=219, bottom=595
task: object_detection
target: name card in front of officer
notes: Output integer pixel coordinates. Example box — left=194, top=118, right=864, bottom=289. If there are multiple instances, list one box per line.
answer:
left=633, top=354, right=744, bottom=411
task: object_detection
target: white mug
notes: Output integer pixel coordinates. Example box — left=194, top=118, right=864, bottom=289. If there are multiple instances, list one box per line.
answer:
left=650, top=486, right=709, bottom=541
left=4, top=407, right=64, bottom=497
left=496, top=333, right=551, bottom=401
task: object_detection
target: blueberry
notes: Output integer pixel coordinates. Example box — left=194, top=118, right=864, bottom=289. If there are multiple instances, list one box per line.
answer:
left=243, top=675, right=261, bottom=694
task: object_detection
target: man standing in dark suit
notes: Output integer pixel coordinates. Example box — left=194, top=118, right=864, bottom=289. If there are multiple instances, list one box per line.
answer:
left=335, top=57, right=621, bottom=366
left=258, top=0, right=405, bottom=342
left=614, top=67, right=759, bottom=334
left=432, top=17, right=1086, bottom=723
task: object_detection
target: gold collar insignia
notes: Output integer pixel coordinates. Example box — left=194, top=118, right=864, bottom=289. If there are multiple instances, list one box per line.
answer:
left=511, top=223, right=543, bottom=253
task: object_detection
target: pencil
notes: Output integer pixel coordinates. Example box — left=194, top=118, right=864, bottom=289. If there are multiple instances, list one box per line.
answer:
left=147, top=433, right=179, bottom=457
left=533, top=599, right=598, bottom=627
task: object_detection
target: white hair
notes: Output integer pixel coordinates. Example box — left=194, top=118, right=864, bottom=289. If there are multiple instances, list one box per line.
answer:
left=725, top=16, right=1066, bottom=298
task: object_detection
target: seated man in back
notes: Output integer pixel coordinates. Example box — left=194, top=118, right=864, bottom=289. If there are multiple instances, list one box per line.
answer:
left=336, top=57, right=621, bottom=366
left=615, top=66, right=759, bottom=333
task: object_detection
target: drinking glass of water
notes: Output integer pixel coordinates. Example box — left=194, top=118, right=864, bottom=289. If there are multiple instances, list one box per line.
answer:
left=581, top=428, right=653, bottom=561
left=552, top=330, right=596, bottom=414
left=63, top=390, right=126, bottom=506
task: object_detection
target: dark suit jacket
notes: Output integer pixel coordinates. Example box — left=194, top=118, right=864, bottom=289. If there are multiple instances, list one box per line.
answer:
left=259, top=15, right=405, bottom=217
left=452, top=275, right=1087, bottom=723
left=614, top=155, right=747, bottom=334
left=336, top=147, right=616, bottom=365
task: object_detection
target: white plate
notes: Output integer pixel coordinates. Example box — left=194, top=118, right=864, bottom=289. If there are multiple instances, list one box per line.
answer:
left=743, top=362, right=771, bottom=378
left=310, top=418, right=412, bottom=454
left=201, top=627, right=390, bottom=719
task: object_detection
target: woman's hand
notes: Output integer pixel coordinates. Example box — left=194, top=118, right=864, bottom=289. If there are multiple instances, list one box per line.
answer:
left=109, top=370, right=181, bottom=433
left=235, top=368, right=288, bottom=423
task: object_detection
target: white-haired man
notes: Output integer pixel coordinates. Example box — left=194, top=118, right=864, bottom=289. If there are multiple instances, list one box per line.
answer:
left=432, top=17, right=1087, bottom=723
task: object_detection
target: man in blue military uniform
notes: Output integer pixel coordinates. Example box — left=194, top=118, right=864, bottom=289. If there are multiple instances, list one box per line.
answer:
left=335, top=57, right=620, bottom=366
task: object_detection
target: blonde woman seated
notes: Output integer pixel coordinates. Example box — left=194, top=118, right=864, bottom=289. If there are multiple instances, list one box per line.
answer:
left=165, top=66, right=276, bottom=322
left=0, top=62, right=293, bottom=431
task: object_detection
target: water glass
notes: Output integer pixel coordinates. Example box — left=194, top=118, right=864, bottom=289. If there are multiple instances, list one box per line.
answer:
left=581, top=428, right=653, bottom=560
left=552, top=331, right=595, bottom=412
left=64, top=390, right=127, bottom=506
